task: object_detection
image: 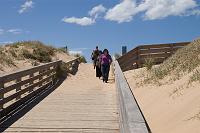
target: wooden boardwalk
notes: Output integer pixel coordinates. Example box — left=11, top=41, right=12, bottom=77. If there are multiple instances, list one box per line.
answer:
left=4, top=64, right=119, bottom=132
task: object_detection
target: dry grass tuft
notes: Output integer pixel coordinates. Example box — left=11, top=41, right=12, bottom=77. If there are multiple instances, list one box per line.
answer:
left=143, top=57, right=155, bottom=70
left=146, top=38, right=200, bottom=82
left=0, top=41, right=71, bottom=71
left=189, top=69, right=200, bottom=83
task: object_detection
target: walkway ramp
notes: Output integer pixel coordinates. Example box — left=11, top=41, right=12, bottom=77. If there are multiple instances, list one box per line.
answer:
left=4, top=64, right=119, bottom=132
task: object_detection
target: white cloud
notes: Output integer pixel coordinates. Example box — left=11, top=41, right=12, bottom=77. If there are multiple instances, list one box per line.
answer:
left=62, top=0, right=200, bottom=25
left=18, top=0, right=34, bottom=14
left=69, top=50, right=83, bottom=55
left=62, top=4, right=106, bottom=26
left=89, top=4, right=106, bottom=18
left=0, top=41, right=13, bottom=45
left=104, top=0, right=137, bottom=23
left=137, top=0, right=198, bottom=20
left=0, top=29, right=4, bottom=35
left=104, top=0, right=200, bottom=23
left=62, top=17, right=95, bottom=26
left=7, top=29, right=23, bottom=34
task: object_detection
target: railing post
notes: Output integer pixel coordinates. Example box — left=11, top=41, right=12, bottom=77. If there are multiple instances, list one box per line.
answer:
left=39, top=70, right=43, bottom=87
left=170, top=43, right=174, bottom=55
left=16, top=77, right=22, bottom=100
left=29, top=73, right=34, bottom=92
left=0, top=78, right=4, bottom=110
left=54, top=61, right=61, bottom=85
left=46, top=68, right=51, bottom=83
left=137, top=47, right=141, bottom=68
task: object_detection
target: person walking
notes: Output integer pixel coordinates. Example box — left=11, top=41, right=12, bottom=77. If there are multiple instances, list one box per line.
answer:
left=96, top=50, right=103, bottom=79
left=100, top=49, right=112, bottom=83
left=91, top=46, right=100, bottom=69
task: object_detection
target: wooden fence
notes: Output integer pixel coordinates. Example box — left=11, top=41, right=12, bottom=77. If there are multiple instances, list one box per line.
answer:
left=0, top=58, right=79, bottom=120
left=118, top=42, right=190, bottom=72
left=114, top=61, right=150, bottom=133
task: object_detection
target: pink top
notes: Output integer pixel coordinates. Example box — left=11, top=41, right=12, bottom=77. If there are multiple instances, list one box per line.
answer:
left=100, top=54, right=112, bottom=65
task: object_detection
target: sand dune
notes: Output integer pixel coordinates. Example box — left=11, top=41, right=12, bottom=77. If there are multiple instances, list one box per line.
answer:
left=124, top=68, right=200, bottom=133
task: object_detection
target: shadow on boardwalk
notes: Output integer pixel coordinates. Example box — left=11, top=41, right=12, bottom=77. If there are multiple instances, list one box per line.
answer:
left=0, top=78, right=64, bottom=132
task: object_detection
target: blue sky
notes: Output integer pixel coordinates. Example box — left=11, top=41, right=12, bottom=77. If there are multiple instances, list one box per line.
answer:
left=0, top=0, right=200, bottom=61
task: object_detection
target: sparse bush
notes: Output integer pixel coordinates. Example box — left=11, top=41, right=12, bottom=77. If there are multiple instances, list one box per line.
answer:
left=189, top=70, right=200, bottom=83
left=22, top=49, right=36, bottom=60
left=33, top=48, right=52, bottom=63
left=58, top=47, right=68, bottom=54
left=0, top=55, right=15, bottom=66
left=9, top=48, right=18, bottom=58
left=56, top=63, right=68, bottom=79
left=10, top=42, right=21, bottom=48
left=143, top=58, right=154, bottom=70
left=74, top=54, right=87, bottom=63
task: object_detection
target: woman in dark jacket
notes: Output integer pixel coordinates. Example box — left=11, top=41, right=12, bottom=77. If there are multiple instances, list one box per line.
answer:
left=99, top=49, right=112, bottom=83
left=96, top=51, right=102, bottom=79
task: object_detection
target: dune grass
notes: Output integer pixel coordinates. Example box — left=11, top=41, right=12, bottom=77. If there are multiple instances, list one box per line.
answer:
left=0, top=41, right=71, bottom=72
left=154, top=39, right=199, bottom=76
left=142, top=38, right=200, bottom=84
left=74, top=53, right=87, bottom=63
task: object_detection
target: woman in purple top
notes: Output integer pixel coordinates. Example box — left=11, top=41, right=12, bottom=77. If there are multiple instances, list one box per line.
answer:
left=100, top=49, right=112, bottom=83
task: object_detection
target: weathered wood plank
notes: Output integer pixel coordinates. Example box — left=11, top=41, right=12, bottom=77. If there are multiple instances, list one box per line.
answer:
left=16, top=77, right=22, bottom=100
left=140, top=53, right=172, bottom=59
left=114, top=61, right=150, bottom=133
left=1, top=69, right=55, bottom=94
left=1, top=81, right=52, bottom=119
left=118, top=42, right=190, bottom=72
left=3, top=64, right=119, bottom=133
left=0, top=74, right=55, bottom=105
left=0, top=58, right=80, bottom=120
left=0, top=60, right=61, bottom=83
left=0, top=78, right=4, bottom=110
left=139, top=47, right=179, bottom=54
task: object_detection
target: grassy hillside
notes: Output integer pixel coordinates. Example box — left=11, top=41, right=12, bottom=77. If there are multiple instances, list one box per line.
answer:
left=0, top=41, right=69, bottom=73
left=143, top=38, right=200, bottom=85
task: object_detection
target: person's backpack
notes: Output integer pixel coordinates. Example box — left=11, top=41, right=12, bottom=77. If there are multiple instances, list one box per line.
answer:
left=92, top=50, right=99, bottom=59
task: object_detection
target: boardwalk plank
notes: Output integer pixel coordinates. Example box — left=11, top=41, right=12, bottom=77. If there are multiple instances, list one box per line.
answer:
left=4, top=64, right=119, bottom=132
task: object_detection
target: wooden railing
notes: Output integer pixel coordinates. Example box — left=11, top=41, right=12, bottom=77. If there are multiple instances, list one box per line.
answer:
left=0, top=58, right=79, bottom=119
left=118, top=42, right=190, bottom=72
left=114, top=61, right=150, bottom=133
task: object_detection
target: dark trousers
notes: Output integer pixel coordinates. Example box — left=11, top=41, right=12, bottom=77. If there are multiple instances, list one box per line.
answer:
left=101, top=64, right=110, bottom=82
left=96, top=65, right=102, bottom=78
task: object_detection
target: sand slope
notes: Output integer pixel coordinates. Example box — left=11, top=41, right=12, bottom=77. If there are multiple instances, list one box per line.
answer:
left=124, top=68, right=200, bottom=133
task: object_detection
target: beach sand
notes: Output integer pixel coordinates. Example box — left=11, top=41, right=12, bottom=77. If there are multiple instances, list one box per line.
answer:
left=124, top=68, right=200, bottom=133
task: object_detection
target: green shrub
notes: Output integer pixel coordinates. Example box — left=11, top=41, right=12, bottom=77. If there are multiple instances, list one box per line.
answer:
left=74, top=54, right=87, bottom=63
left=33, top=48, right=52, bottom=63
left=58, top=47, right=68, bottom=54
left=143, top=58, right=155, bottom=70
left=9, top=48, right=18, bottom=58
left=22, top=49, right=36, bottom=60
left=189, top=70, right=200, bottom=83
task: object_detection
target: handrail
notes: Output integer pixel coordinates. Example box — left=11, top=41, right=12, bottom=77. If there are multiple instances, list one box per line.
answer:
left=117, top=42, right=190, bottom=72
left=114, top=60, right=150, bottom=133
left=0, top=58, right=80, bottom=119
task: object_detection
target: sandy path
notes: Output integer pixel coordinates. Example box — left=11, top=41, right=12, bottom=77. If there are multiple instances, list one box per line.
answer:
left=4, top=64, right=119, bottom=133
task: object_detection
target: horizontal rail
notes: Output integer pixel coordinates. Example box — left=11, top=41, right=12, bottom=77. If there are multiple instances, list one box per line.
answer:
left=117, top=42, right=190, bottom=72
left=114, top=61, right=150, bottom=133
left=0, top=58, right=80, bottom=119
